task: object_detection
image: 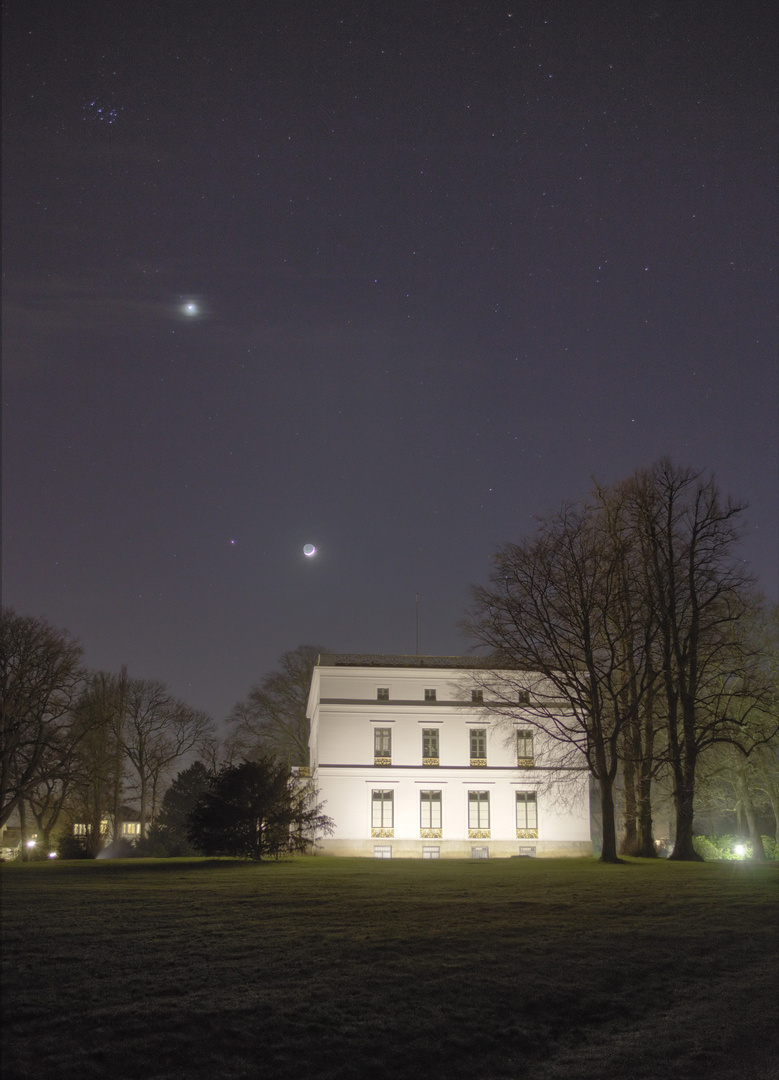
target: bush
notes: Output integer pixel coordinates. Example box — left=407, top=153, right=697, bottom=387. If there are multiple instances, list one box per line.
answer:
left=57, top=834, right=93, bottom=859
left=693, top=834, right=779, bottom=860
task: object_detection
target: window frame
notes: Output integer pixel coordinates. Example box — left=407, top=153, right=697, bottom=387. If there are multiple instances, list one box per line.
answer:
left=468, top=790, right=490, bottom=831
left=371, top=789, right=394, bottom=831
left=420, top=789, right=442, bottom=831
left=517, top=729, right=534, bottom=765
left=470, top=727, right=487, bottom=764
left=516, top=791, right=538, bottom=837
left=422, top=727, right=439, bottom=763
left=374, top=726, right=392, bottom=763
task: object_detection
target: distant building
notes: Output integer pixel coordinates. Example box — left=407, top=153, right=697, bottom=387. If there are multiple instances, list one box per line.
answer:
left=306, top=654, right=592, bottom=859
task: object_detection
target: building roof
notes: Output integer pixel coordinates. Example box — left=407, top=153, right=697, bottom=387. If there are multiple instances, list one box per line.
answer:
left=317, top=653, right=522, bottom=670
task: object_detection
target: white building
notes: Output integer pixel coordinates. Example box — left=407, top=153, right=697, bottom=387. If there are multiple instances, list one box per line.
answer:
left=306, top=654, right=592, bottom=859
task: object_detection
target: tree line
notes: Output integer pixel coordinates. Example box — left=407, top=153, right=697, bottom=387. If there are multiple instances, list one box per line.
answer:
left=0, top=611, right=329, bottom=860
left=2, top=460, right=777, bottom=863
left=464, top=459, right=778, bottom=863
left=0, top=615, right=214, bottom=855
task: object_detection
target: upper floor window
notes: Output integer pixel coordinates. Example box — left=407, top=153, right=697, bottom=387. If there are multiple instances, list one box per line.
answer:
left=471, top=689, right=483, bottom=703
left=517, top=730, right=534, bottom=764
left=470, top=728, right=487, bottom=763
left=518, top=689, right=530, bottom=705
left=422, top=728, right=439, bottom=761
left=377, top=687, right=389, bottom=701
left=424, top=688, right=437, bottom=701
left=374, top=727, right=391, bottom=761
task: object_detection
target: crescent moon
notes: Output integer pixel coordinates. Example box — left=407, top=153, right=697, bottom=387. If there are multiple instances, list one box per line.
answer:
left=303, top=544, right=316, bottom=557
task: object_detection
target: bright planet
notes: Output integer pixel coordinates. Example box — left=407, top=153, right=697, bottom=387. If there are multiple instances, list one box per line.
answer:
left=303, top=544, right=316, bottom=557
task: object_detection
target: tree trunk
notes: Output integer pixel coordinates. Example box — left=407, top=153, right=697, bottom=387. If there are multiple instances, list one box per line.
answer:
left=599, top=777, right=622, bottom=863
left=740, top=785, right=766, bottom=861
left=19, top=800, right=30, bottom=860
left=668, top=775, right=702, bottom=860
left=140, top=774, right=148, bottom=839
left=635, top=766, right=657, bottom=858
left=620, top=752, right=638, bottom=855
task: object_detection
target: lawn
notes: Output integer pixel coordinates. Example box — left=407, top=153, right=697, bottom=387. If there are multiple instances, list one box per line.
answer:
left=2, top=856, right=777, bottom=1080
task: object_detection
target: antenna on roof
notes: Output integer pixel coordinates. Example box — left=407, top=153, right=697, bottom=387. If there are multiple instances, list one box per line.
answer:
left=416, top=592, right=419, bottom=655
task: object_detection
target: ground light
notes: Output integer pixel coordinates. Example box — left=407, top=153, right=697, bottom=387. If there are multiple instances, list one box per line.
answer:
left=734, top=844, right=746, bottom=857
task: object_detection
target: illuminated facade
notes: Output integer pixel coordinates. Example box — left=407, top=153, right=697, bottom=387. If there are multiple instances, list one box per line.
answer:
left=306, top=654, right=592, bottom=859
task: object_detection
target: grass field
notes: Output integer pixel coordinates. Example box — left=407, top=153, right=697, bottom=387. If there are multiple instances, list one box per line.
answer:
left=2, top=856, right=777, bottom=1080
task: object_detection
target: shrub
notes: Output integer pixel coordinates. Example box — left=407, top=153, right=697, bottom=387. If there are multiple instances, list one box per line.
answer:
left=57, top=834, right=93, bottom=859
left=693, top=834, right=779, bottom=860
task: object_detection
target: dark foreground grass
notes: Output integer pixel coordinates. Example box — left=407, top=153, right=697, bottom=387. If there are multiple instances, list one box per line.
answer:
left=2, top=856, right=777, bottom=1080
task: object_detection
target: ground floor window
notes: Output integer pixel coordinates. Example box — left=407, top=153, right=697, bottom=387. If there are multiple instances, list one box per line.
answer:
left=516, top=791, right=538, bottom=838
left=516, top=792, right=537, bottom=829
left=372, top=789, right=394, bottom=836
left=471, top=846, right=489, bottom=859
left=468, top=790, right=490, bottom=830
left=374, top=845, right=392, bottom=859
left=420, top=790, right=442, bottom=830
left=422, top=846, right=440, bottom=859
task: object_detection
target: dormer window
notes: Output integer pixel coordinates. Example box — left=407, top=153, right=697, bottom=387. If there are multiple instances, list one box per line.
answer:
left=377, top=687, right=389, bottom=701
left=471, top=689, right=483, bottom=703
left=424, top=688, right=436, bottom=702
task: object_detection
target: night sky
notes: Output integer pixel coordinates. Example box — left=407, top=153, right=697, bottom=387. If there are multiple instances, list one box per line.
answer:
left=3, top=1, right=777, bottom=727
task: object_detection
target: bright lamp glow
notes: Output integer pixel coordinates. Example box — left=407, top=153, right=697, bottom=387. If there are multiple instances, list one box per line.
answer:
left=734, top=844, right=746, bottom=856
left=26, top=839, right=37, bottom=848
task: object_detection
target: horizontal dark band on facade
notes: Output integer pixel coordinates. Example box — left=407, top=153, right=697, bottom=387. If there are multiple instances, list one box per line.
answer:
left=314, top=764, right=587, bottom=772
left=320, top=698, right=510, bottom=707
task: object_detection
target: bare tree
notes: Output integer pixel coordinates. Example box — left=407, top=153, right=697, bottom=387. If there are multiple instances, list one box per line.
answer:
left=227, top=645, right=325, bottom=767
left=629, top=461, right=771, bottom=860
left=122, top=679, right=214, bottom=837
left=465, top=502, right=654, bottom=863
left=1, top=609, right=83, bottom=829
left=66, top=672, right=127, bottom=855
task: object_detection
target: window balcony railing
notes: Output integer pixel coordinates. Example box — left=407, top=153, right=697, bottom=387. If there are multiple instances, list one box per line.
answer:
left=470, top=757, right=487, bottom=767
left=516, top=828, right=538, bottom=839
left=371, top=828, right=394, bottom=838
left=420, top=828, right=442, bottom=839
left=422, top=756, right=439, bottom=767
left=468, top=829, right=491, bottom=839
left=374, top=756, right=391, bottom=766
left=517, top=757, right=535, bottom=768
